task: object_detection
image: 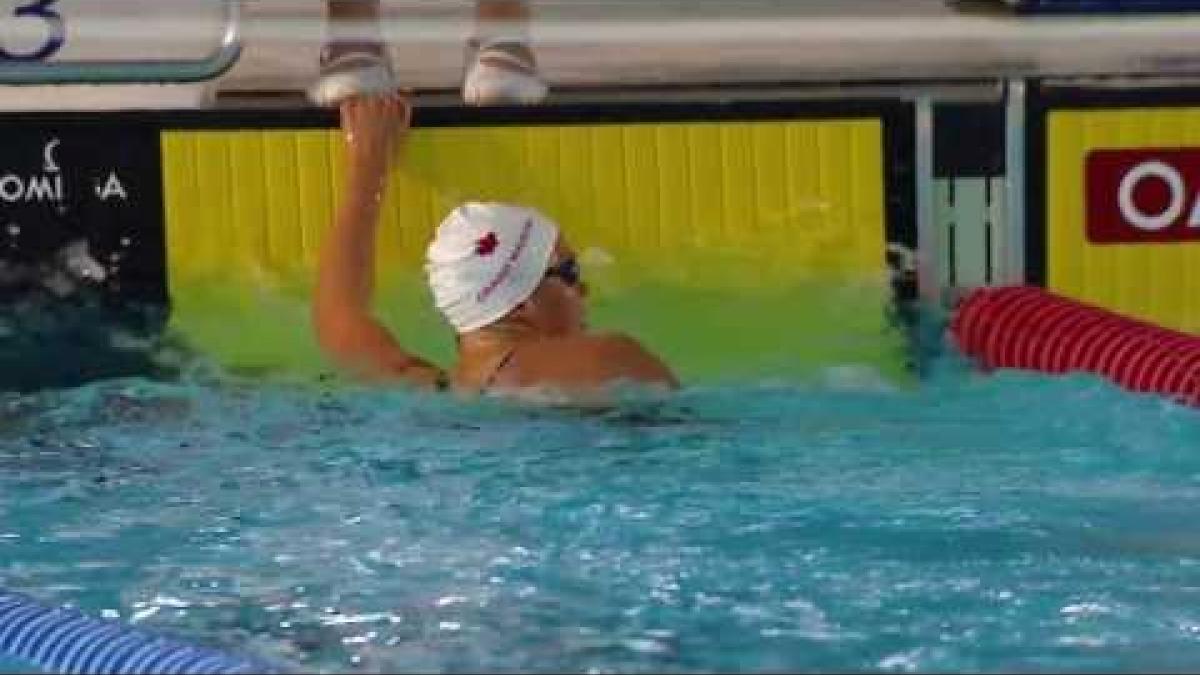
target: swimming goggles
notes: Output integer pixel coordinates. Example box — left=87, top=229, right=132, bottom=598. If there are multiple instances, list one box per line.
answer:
left=545, top=256, right=582, bottom=288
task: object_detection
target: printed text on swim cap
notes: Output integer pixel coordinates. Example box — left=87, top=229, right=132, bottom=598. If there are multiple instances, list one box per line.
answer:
left=476, top=218, right=533, bottom=303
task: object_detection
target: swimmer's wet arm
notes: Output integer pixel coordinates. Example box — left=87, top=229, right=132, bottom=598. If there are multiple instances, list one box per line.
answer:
left=312, top=94, right=445, bottom=390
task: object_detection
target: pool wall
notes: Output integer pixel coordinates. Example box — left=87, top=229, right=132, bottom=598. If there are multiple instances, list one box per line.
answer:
left=9, top=85, right=1200, bottom=388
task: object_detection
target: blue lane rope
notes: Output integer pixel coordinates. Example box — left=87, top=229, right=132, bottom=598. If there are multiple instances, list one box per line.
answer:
left=0, top=590, right=282, bottom=674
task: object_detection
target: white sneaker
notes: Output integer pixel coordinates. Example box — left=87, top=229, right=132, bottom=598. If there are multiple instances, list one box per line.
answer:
left=461, top=40, right=548, bottom=106
left=308, top=43, right=397, bottom=107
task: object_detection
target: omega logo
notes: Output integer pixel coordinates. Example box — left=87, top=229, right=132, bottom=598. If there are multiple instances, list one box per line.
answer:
left=1116, top=160, right=1200, bottom=232
left=1086, top=149, right=1200, bottom=244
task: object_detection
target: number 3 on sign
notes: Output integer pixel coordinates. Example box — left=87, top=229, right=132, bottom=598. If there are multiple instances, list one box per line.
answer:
left=1, top=0, right=65, bottom=61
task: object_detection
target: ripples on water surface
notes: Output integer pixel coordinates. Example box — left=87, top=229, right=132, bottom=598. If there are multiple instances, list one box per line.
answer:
left=2, top=360, right=1200, bottom=673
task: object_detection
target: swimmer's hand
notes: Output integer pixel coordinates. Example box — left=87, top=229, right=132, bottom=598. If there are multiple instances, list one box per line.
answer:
left=338, top=91, right=412, bottom=173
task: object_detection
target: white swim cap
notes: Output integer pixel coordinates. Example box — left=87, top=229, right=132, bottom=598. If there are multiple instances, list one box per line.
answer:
left=425, top=202, right=559, bottom=333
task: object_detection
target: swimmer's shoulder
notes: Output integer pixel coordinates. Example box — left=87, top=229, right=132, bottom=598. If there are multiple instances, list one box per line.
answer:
left=506, top=332, right=679, bottom=391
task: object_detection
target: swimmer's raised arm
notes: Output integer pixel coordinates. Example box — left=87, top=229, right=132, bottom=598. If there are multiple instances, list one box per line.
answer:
left=312, top=93, right=445, bottom=389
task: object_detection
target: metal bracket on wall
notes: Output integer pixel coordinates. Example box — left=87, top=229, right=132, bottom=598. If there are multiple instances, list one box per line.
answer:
left=915, top=95, right=940, bottom=308
left=1001, top=77, right=1028, bottom=286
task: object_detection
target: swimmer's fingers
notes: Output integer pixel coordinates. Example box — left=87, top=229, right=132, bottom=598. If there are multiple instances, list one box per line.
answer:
left=338, top=96, right=408, bottom=159
left=341, top=94, right=405, bottom=125
left=388, top=89, right=414, bottom=130
left=339, top=91, right=405, bottom=116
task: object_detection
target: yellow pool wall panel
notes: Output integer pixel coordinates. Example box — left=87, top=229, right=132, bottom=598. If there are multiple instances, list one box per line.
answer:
left=161, top=117, right=904, bottom=383
left=1047, top=108, right=1200, bottom=334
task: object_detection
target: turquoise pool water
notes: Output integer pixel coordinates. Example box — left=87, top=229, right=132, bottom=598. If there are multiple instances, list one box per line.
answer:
left=2, top=357, right=1200, bottom=673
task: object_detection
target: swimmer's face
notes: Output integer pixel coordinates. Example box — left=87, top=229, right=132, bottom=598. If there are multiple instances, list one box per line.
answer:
left=523, top=236, right=587, bottom=336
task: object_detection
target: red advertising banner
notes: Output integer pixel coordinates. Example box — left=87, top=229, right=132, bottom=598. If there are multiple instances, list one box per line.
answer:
left=1086, top=148, right=1200, bottom=244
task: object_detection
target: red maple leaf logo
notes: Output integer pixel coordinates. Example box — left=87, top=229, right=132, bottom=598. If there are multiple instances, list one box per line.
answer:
left=475, top=232, right=498, bottom=256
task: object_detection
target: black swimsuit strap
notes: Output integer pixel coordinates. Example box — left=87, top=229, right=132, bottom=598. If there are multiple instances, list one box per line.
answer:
left=481, top=347, right=519, bottom=392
